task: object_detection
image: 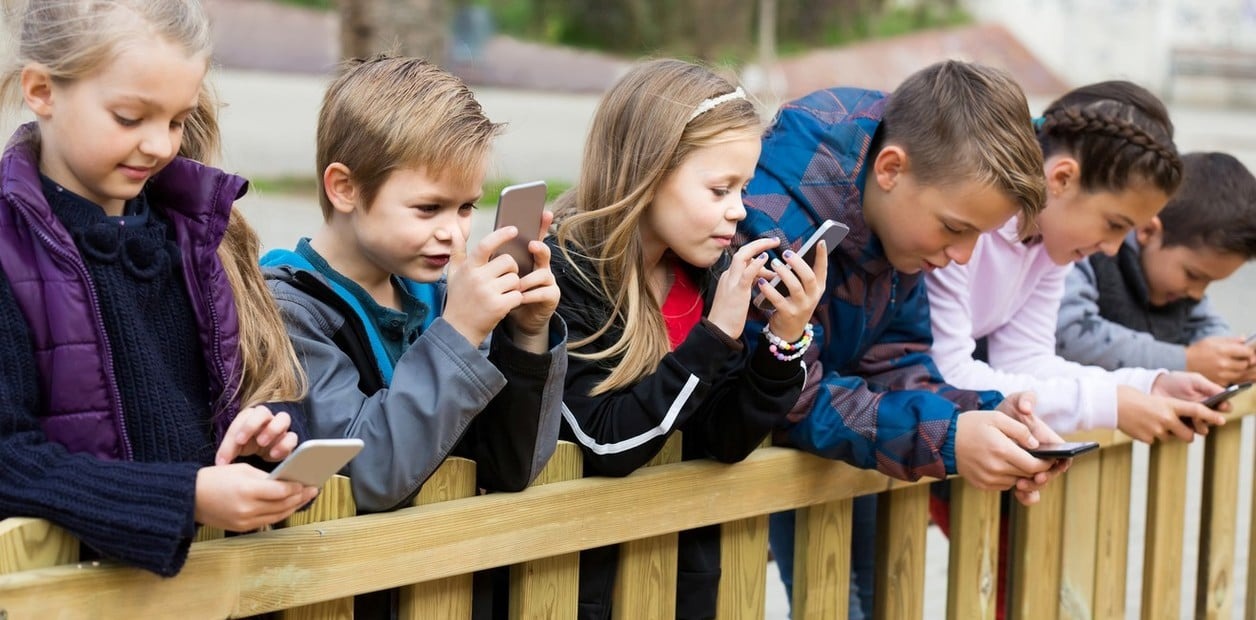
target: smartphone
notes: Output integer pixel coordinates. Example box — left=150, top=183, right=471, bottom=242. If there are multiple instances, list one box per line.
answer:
left=1026, top=441, right=1100, bottom=459
left=268, top=438, right=365, bottom=487
left=491, top=181, right=548, bottom=276
left=1244, top=333, right=1256, bottom=348
left=753, top=219, right=850, bottom=310
left=1201, top=381, right=1253, bottom=409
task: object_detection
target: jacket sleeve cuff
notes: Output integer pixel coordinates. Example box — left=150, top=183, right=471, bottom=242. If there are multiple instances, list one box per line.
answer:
left=748, top=332, right=807, bottom=382
left=941, top=411, right=959, bottom=476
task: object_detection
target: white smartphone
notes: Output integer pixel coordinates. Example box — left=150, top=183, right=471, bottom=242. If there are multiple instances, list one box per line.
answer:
left=267, top=438, right=364, bottom=487
left=491, top=181, right=548, bottom=276
left=753, top=219, right=849, bottom=311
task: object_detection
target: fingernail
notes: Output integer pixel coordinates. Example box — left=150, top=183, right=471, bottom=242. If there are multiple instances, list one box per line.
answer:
left=771, top=259, right=787, bottom=270
left=783, top=249, right=796, bottom=259
left=756, top=277, right=768, bottom=287
left=756, top=252, right=768, bottom=262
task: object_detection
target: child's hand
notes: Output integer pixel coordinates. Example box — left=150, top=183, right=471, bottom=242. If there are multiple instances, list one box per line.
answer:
left=995, top=392, right=1071, bottom=504
left=215, top=405, right=298, bottom=465
left=444, top=223, right=525, bottom=346
left=1116, top=386, right=1224, bottom=443
left=506, top=211, right=559, bottom=353
left=194, top=463, right=319, bottom=532
left=954, top=410, right=1053, bottom=492
left=1186, top=337, right=1256, bottom=385
left=1152, top=370, right=1225, bottom=402
left=761, top=240, right=829, bottom=343
left=706, top=238, right=778, bottom=339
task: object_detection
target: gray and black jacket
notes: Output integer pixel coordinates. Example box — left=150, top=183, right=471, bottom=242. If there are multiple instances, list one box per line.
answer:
left=263, top=251, right=566, bottom=513
left=1056, top=233, right=1229, bottom=371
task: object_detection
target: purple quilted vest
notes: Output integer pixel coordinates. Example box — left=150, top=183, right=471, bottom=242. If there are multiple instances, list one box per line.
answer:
left=0, top=124, right=244, bottom=460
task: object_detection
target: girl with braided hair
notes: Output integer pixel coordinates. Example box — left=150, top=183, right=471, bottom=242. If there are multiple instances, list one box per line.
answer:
left=926, top=81, right=1228, bottom=444
left=924, top=80, right=1230, bottom=619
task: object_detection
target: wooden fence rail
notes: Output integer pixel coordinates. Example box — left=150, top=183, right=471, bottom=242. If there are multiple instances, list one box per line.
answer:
left=1, top=390, right=1254, bottom=619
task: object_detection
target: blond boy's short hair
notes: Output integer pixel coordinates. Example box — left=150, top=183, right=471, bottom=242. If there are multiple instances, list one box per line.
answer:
left=315, top=55, right=502, bottom=219
left=884, top=61, right=1046, bottom=233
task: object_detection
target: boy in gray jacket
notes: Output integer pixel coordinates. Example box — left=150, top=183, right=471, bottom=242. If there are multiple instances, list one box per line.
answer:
left=1057, top=152, right=1256, bottom=386
left=261, top=56, right=567, bottom=515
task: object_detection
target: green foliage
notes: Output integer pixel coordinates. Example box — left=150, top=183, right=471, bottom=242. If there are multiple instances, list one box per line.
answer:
left=249, top=175, right=572, bottom=207
left=273, top=0, right=332, bottom=10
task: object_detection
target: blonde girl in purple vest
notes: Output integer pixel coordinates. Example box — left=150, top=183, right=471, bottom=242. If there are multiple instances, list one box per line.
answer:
left=0, top=0, right=314, bottom=576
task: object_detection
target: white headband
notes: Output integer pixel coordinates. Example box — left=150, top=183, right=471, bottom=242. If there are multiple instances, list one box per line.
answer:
left=687, top=87, right=747, bottom=122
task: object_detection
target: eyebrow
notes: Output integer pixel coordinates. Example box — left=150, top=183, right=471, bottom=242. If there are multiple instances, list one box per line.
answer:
left=114, top=95, right=197, bottom=116
left=944, top=215, right=980, bottom=231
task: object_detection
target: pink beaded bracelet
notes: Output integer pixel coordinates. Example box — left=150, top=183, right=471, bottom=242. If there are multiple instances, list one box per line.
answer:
left=763, top=323, right=813, bottom=362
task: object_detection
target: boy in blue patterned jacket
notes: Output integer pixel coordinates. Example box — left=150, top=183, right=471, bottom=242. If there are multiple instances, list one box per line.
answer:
left=740, top=61, right=1067, bottom=616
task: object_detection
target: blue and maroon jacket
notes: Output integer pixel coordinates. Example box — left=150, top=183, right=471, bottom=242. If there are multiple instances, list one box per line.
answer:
left=739, top=88, right=1003, bottom=480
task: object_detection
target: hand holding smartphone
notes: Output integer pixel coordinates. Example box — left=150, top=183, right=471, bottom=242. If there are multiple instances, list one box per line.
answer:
left=753, top=219, right=849, bottom=311
left=1026, top=441, right=1099, bottom=460
left=491, top=181, right=548, bottom=276
left=268, top=438, right=365, bottom=487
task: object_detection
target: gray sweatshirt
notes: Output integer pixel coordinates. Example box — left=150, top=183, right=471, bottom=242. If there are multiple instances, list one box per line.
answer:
left=1056, top=234, right=1230, bottom=371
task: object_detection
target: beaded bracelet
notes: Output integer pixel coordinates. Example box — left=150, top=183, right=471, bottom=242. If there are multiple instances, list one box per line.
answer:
left=763, top=323, right=814, bottom=362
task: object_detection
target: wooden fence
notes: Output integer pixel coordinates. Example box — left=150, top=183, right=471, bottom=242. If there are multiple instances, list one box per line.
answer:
left=1, top=390, right=1254, bottom=619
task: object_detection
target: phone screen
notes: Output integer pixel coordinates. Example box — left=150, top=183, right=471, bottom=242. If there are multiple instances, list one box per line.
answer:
left=1026, top=441, right=1099, bottom=459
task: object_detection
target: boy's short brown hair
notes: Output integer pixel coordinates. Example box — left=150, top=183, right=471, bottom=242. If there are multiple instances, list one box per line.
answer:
left=1159, top=152, right=1256, bottom=259
left=883, top=61, right=1046, bottom=233
left=315, top=55, right=503, bottom=219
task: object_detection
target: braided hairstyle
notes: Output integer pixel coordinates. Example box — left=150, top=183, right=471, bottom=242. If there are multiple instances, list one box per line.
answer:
left=1037, top=81, right=1183, bottom=197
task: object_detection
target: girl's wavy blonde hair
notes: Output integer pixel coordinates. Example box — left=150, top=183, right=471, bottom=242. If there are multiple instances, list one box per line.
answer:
left=554, top=58, right=761, bottom=395
left=1, top=0, right=306, bottom=408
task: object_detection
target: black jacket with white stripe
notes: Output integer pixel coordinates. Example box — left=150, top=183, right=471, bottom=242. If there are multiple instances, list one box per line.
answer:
left=548, top=238, right=805, bottom=476
left=549, top=238, right=806, bottom=620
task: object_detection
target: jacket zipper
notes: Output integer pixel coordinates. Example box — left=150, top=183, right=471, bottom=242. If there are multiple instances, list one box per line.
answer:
left=14, top=206, right=134, bottom=460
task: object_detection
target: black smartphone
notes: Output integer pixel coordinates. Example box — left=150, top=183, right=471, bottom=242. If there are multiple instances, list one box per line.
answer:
left=1026, top=441, right=1100, bottom=459
left=752, top=219, right=849, bottom=311
left=1201, top=381, right=1253, bottom=409
left=491, top=181, right=548, bottom=276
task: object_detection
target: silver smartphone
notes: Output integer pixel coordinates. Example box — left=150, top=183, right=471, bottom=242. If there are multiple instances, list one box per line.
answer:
left=753, top=219, right=849, bottom=311
left=268, top=438, right=364, bottom=487
left=491, top=181, right=548, bottom=276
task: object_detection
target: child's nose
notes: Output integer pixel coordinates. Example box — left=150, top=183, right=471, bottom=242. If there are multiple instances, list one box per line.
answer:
left=727, top=197, right=747, bottom=221
left=138, top=126, right=175, bottom=160
left=945, top=240, right=976, bottom=266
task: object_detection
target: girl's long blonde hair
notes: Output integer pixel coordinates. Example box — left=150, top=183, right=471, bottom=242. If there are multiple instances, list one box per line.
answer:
left=1, top=0, right=305, bottom=407
left=553, top=58, right=761, bottom=395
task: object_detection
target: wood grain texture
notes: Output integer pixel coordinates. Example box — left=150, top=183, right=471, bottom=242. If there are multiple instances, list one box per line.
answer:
left=511, top=443, right=582, bottom=620
left=946, top=480, right=1000, bottom=620
left=401, top=457, right=478, bottom=620
left=874, top=485, right=929, bottom=620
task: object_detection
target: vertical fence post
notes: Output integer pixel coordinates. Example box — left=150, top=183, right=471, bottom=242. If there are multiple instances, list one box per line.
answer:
left=875, top=485, right=930, bottom=620
left=510, top=442, right=583, bottom=619
left=278, top=475, right=357, bottom=620
left=1197, top=419, right=1243, bottom=619
left=1058, top=452, right=1101, bottom=619
left=716, top=513, right=770, bottom=619
left=1092, top=442, right=1133, bottom=619
left=0, top=518, right=78, bottom=575
left=793, top=497, right=853, bottom=619
left=613, top=433, right=682, bottom=619
left=399, top=457, right=479, bottom=620
left=1141, top=439, right=1190, bottom=619
left=947, top=480, right=1001, bottom=620
left=1009, top=475, right=1065, bottom=620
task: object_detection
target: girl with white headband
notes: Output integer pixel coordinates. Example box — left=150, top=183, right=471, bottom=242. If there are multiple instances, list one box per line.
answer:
left=547, top=58, right=826, bottom=620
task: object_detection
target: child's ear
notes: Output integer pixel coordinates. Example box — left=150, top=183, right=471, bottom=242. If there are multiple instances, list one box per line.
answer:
left=1045, top=156, right=1079, bottom=197
left=322, top=163, right=360, bottom=215
left=872, top=145, right=907, bottom=192
left=1135, top=216, right=1163, bottom=246
left=20, top=64, right=55, bottom=118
